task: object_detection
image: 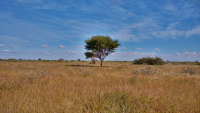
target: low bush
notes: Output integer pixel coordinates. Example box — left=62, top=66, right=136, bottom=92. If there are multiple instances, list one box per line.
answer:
left=42, top=60, right=49, bottom=62
left=182, top=66, right=196, bottom=75
left=58, top=58, right=64, bottom=62
left=133, top=57, right=165, bottom=65
left=133, top=66, right=158, bottom=75
left=196, top=62, right=200, bottom=65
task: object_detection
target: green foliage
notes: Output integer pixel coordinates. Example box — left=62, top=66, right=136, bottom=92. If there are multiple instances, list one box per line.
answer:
left=133, top=57, right=165, bottom=65
left=196, top=62, right=200, bottom=65
left=42, top=60, right=49, bottom=62
left=84, top=35, right=120, bottom=66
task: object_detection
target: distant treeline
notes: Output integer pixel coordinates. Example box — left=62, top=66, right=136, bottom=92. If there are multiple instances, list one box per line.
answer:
left=0, top=58, right=199, bottom=65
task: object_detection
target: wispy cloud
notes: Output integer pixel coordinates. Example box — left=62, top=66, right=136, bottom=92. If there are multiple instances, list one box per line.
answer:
left=28, top=44, right=33, bottom=47
left=1, top=50, right=10, bottom=52
left=107, top=52, right=156, bottom=60
left=136, top=48, right=143, bottom=49
left=59, top=45, right=64, bottom=48
left=117, top=52, right=155, bottom=56
left=67, top=51, right=78, bottom=54
left=176, top=52, right=199, bottom=56
left=0, top=44, right=4, bottom=47
left=75, top=46, right=84, bottom=48
left=186, top=25, right=200, bottom=37
left=41, top=45, right=48, bottom=47
left=122, top=47, right=129, bottom=49
left=155, top=48, right=161, bottom=51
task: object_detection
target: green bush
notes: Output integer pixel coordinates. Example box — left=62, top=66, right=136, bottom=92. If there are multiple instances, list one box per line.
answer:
left=42, top=60, right=49, bottom=62
left=196, top=62, right=200, bottom=65
left=133, top=57, right=165, bottom=65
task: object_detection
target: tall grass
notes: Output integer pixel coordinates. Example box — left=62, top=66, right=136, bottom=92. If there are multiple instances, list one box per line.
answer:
left=0, top=61, right=200, bottom=112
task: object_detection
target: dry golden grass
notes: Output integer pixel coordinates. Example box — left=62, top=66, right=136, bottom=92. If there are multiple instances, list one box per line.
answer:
left=0, top=61, right=200, bottom=112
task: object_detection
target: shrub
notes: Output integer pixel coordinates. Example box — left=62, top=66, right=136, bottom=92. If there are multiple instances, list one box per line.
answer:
left=133, top=57, right=165, bottom=65
left=91, top=57, right=96, bottom=64
left=166, top=60, right=169, bottom=62
left=58, top=58, right=64, bottom=62
left=8, top=58, right=16, bottom=62
left=42, top=60, right=49, bottom=62
left=196, top=62, right=200, bottom=65
left=182, top=66, right=196, bottom=75
left=195, top=60, right=198, bottom=63
left=38, top=58, right=41, bottom=61
left=133, top=66, right=158, bottom=75
left=77, top=58, right=81, bottom=61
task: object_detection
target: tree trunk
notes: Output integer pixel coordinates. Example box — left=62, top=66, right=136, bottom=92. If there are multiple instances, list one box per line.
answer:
left=101, top=60, right=103, bottom=67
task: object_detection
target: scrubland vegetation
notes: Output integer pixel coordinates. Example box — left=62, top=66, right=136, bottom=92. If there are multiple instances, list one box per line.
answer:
left=0, top=60, right=200, bottom=112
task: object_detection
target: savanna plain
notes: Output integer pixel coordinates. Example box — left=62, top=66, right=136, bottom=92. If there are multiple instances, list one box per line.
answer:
left=0, top=61, right=200, bottom=112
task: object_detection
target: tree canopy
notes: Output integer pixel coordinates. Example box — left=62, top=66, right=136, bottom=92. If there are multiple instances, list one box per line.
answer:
left=84, top=35, right=121, bottom=67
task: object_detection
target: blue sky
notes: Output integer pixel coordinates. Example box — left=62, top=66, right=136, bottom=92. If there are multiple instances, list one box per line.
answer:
left=0, top=0, right=200, bottom=61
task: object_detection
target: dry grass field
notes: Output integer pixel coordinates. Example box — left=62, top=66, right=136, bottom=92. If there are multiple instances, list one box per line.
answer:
left=0, top=61, right=200, bottom=112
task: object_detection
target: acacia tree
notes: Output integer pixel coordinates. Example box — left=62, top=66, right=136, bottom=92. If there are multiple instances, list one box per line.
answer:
left=84, top=35, right=121, bottom=67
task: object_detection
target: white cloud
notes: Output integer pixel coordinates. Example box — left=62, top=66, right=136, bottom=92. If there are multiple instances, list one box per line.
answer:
left=176, top=52, right=180, bottom=56
left=67, top=51, right=78, bottom=54
left=43, top=51, right=50, bottom=54
left=128, top=18, right=159, bottom=30
left=41, top=45, right=48, bottom=47
left=176, top=52, right=199, bottom=56
left=1, top=50, right=10, bottom=52
left=117, top=52, right=155, bottom=56
left=59, top=45, right=64, bottom=48
left=28, top=44, right=33, bottom=47
left=0, top=44, right=4, bottom=47
left=122, top=47, right=129, bottom=49
left=106, top=51, right=156, bottom=61
left=159, top=52, right=200, bottom=61
left=75, top=46, right=84, bottom=48
left=136, top=48, right=143, bottom=49
left=112, top=29, right=138, bottom=42
left=154, top=48, right=161, bottom=51
left=186, top=25, right=200, bottom=37
left=152, top=25, right=200, bottom=39
left=183, top=52, right=198, bottom=56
